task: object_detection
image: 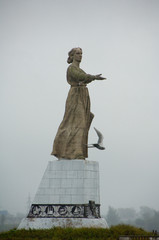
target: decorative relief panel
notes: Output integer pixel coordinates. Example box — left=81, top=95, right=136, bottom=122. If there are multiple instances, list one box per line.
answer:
left=27, top=201, right=100, bottom=218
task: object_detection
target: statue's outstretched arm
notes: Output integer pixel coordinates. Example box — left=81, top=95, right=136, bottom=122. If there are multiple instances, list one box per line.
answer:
left=68, top=66, right=106, bottom=84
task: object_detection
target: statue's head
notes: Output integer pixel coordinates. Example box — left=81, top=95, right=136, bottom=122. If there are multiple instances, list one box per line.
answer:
left=67, top=47, right=82, bottom=64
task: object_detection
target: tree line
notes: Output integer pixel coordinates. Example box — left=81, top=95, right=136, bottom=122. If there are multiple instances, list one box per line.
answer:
left=105, top=206, right=159, bottom=232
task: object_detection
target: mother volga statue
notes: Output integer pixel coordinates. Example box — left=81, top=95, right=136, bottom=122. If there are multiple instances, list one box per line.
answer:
left=51, top=47, right=106, bottom=160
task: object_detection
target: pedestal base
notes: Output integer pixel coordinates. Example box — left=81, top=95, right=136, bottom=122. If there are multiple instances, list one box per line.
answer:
left=18, top=160, right=109, bottom=229
left=18, top=217, right=108, bottom=229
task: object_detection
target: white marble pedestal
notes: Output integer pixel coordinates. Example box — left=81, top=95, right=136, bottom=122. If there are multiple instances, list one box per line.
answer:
left=18, top=160, right=108, bottom=229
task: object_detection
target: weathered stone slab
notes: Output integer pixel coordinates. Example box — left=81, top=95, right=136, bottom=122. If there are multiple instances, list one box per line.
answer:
left=18, top=217, right=108, bottom=229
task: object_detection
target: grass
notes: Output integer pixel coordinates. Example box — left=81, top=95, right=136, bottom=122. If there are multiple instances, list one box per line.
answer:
left=0, top=224, right=151, bottom=240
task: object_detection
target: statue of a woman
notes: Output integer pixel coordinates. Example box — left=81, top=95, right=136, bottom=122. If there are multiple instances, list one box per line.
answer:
left=51, top=47, right=105, bottom=160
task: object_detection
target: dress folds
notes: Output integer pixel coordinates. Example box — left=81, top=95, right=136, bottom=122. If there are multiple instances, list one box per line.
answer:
left=51, top=64, right=94, bottom=159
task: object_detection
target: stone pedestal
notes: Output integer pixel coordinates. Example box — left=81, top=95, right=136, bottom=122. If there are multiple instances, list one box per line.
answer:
left=18, top=160, right=108, bottom=229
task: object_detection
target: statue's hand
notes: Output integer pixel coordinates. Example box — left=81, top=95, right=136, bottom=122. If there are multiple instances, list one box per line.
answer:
left=95, top=74, right=106, bottom=80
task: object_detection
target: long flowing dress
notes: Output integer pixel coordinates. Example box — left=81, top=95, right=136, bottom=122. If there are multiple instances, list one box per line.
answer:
left=51, top=64, right=95, bottom=159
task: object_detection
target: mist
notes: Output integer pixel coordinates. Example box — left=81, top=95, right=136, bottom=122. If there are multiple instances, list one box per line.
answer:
left=0, top=0, right=159, bottom=215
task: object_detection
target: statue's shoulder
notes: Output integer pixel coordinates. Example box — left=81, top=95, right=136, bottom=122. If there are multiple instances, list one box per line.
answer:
left=67, top=64, right=78, bottom=75
left=67, top=64, right=85, bottom=74
left=67, top=64, right=76, bottom=70
left=67, top=64, right=73, bottom=72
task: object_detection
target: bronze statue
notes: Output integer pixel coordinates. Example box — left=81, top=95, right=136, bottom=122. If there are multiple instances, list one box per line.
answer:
left=51, top=47, right=106, bottom=160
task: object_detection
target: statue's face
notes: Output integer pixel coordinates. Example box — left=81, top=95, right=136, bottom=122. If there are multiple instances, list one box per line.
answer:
left=73, top=48, right=82, bottom=63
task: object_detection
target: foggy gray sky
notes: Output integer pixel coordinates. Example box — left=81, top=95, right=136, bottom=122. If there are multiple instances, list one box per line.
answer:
left=0, top=0, right=159, bottom=215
